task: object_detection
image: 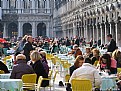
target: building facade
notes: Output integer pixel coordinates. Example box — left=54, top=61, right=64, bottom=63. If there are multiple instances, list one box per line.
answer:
left=0, top=0, right=53, bottom=38
left=53, top=0, right=121, bottom=47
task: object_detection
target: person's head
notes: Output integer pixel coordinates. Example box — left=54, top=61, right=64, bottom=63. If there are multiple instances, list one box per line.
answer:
left=112, top=49, right=121, bottom=60
left=16, top=54, right=26, bottom=61
left=92, top=48, right=100, bottom=57
left=73, top=44, right=78, bottom=50
left=84, top=58, right=92, bottom=64
left=86, top=47, right=91, bottom=53
left=26, top=36, right=33, bottom=43
left=30, top=51, right=42, bottom=62
left=74, top=55, right=84, bottom=68
left=100, top=54, right=111, bottom=68
left=107, top=34, right=112, bottom=41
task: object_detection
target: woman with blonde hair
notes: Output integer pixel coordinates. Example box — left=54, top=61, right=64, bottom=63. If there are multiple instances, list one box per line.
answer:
left=91, top=48, right=100, bottom=66
left=30, top=51, right=49, bottom=87
left=69, top=55, right=84, bottom=76
left=10, top=54, right=34, bottom=79
left=112, top=49, right=121, bottom=68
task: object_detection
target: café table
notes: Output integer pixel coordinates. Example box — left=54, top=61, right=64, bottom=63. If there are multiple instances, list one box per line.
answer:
left=0, top=74, right=10, bottom=79
left=0, top=79, right=22, bottom=91
left=101, top=75, right=117, bottom=90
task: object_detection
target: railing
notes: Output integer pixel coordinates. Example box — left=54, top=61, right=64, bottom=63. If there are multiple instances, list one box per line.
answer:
left=2, top=8, right=51, bottom=14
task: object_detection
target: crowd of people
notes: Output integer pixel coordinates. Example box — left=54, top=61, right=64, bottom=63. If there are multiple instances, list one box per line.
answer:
left=0, top=34, right=121, bottom=90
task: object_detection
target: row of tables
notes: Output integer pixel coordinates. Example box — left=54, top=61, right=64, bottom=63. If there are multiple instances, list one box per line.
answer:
left=56, top=53, right=118, bottom=90
left=0, top=74, right=22, bottom=91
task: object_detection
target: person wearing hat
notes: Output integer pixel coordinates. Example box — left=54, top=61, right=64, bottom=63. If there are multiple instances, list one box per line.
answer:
left=10, top=54, right=34, bottom=79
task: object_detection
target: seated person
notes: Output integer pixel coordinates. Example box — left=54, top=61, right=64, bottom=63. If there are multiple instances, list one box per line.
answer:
left=91, top=48, right=100, bottom=66
left=70, top=55, right=84, bottom=76
left=84, top=47, right=91, bottom=58
left=99, top=54, right=117, bottom=74
left=30, top=51, right=49, bottom=87
left=69, top=58, right=102, bottom=88
left=10, top=54, right=34, bottom=79
left=68, top=44, right=82, bottom=58
left=0, top=61, right=9, bottom=73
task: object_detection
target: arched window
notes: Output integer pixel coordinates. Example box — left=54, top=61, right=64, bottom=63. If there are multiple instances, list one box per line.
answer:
left=38, top=0, right=46, bottom=8
left=23, top=0, right=31, bottom=9
left=9, top=0, right=16, bottom=8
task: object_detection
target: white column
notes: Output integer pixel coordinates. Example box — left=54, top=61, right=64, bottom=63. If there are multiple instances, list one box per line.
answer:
left=17, top=0, right=21, bottom=13
left=105, top=23, right=107, bottom=44
left=93, top=25, right=95, bottom=44
left=73, top=23, right=76, bottom=37
left=100, top=24, right=103, bottom=44
left=115, top=23, right=118, bottom=43
left=3, top=23, right=7, bottom=38
left=46, top=22, right=50, bottom=37
left=46, top=0, right=50, bottom=13
left=18, top=22, right=22, bottom=37
left=3, top=0, right=7, bottom=9
left=96, top=25, right=99, bottom=43
left=110, top=23, right=112, bottom=34
left=31, top=0, right=35, bottom=13
left=32, top=22, right=36, bottom=38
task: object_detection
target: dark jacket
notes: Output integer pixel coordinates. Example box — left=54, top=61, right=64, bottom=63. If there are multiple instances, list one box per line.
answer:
left=107, top=39, right=116, bottom=52
left=69, top=65, right=77, bottom=76
left=0, top=61, right=9, bottom=73
left=32, top=60, right=49, bottom=87
left=65, top=39, right=71, bottom=46
left=75, top=38, right=80, bottom=46
left=23, top=42, right=34, bottom=61
left=10, top=60, right=34, bottom=79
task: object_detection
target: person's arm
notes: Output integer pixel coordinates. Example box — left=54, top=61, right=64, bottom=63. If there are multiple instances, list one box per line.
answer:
left=94, top=70, right=102, bottom=87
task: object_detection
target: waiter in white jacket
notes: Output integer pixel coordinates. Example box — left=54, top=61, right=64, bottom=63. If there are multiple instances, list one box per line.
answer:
left=70, top=58, right=102, bottom=87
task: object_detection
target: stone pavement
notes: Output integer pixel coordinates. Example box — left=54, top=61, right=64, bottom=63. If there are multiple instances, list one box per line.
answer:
left=41, top=73, right=66, bottom=91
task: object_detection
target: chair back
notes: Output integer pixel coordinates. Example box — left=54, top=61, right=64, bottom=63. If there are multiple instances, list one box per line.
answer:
left=0, top=70, right=5, bottom=74
left=71, top=78, right=92, bottom=91
left=3, top=48, right=8, bottom=56
left=65, top=74, right=70, bottom=82
left=51, top=57, right=56, bottom=65
left=48, top=70, right=53, bottom=78
left=53, top=71, right=58, bottom=82
left=22, top=74, right=37, bottom=83
left=117, top=68, right=121, bottom=73
left=37, top=76, right=43, bottom=88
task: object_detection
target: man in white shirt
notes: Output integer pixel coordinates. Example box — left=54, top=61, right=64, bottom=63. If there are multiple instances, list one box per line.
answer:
left=70, top=58, right=102, bottom=87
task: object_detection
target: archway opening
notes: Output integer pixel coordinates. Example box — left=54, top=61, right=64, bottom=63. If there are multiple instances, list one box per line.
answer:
left=23, top=23, right=32, bottom=36
left=8, top=22, right=18, bottom=38
left=37, top=23, right=46, bottom=37
left=0, top=24, right=3, bottom=38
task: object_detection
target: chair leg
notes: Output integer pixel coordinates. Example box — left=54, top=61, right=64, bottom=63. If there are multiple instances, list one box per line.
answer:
left=50, top=86, right=51, bottom=91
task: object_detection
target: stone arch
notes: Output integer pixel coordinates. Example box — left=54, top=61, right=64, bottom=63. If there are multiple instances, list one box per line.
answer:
left=37, top=23, right=46, bottom=37
left=0, top=23, right=3, bottom=38
left=110, top=4, right=115, bottom=11
left=8, top=22, right=18, bottom=38
left=23, top=23, right=32, bottom=36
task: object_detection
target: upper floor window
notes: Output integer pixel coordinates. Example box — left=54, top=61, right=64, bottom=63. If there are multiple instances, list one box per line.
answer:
left=9, top=0, right=16, bottom=9
left=38, top=0, right=46, bottom=8
left=23, top=0, right=31, bottom=9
